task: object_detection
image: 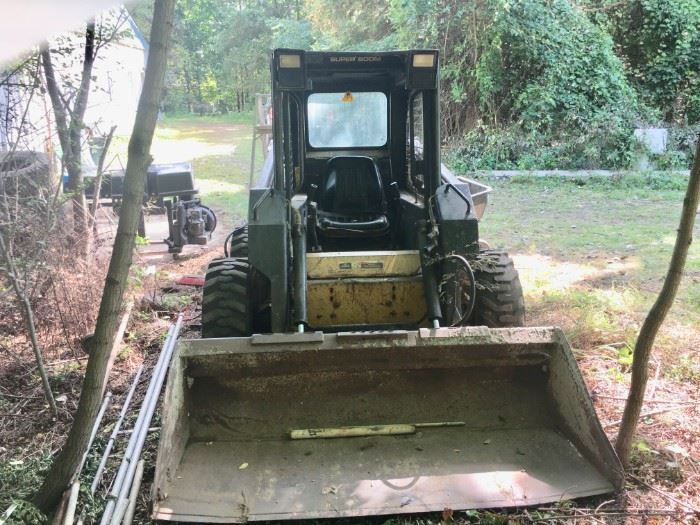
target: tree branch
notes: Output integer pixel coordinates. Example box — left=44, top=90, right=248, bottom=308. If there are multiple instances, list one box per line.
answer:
left=89, top=125, right=117, bottom=230
left=39, top=46, right=70, bottom=161
left=68, top=20, right=96, bottom=163
left=0, top=231, right=57, bottom=417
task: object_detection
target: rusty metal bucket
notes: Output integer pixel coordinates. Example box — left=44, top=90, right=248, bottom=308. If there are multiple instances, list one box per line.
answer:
left=152, top=327, right=623, bottom=522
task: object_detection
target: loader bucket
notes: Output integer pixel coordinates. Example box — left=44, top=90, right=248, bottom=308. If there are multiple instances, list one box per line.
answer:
left=152, top=327, right=623, bottom=522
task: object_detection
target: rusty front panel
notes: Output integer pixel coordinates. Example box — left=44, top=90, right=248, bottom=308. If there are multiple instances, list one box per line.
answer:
left=307, top=276, right=426, bottom=327
left=306, top=250, right=421, bottom=279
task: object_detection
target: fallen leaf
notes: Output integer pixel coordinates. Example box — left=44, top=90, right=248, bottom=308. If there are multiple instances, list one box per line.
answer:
left=321, top=485, right=337, bottom=495
left=483, top=439, right=491, bottom=445
left=239, top=462, right=249, bottom=470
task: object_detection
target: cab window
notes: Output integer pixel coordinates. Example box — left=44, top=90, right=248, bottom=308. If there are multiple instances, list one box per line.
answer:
left=307, top=92, right=388, bottom=148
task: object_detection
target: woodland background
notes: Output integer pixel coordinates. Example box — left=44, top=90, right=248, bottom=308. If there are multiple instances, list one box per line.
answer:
left=128, top=0, right=700, bottom=170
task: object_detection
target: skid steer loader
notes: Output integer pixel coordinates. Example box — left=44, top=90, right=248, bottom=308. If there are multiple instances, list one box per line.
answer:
left=152, top=50, right=623, bottom=522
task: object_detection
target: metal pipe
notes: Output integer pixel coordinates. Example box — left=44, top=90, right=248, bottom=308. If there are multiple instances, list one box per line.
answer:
left=417, top=222, right=443, bottom=324
left=100, top=316, right=182, bottom=525
left=102, top=340, right=175, bottom=525
left=110, top=372, right=167, bottom=524
left=63, top=481, right=80, bottom=525
left=70, top=387, right=112, bottom=525
left=121, top=459, right=144, bottom=525
left=90, top=364, right=144, bottom=495
left=101, top=322, right=178, bottom=525
left=105, top=316, right=183, bottom=525
left=0, top=503, right=18, bottom=525
left=79, top=390, right=113, bottom=477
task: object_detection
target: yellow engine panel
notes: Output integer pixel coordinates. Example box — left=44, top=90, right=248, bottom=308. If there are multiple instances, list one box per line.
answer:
left=307, top=250, right=421, bottom=279
left=307, top=276, right=426, bottom=327
left=306, top=251, right=426, bottom=328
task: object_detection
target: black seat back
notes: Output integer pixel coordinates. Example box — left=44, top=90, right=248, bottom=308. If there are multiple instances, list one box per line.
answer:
left=318, top=156, right=386, bottom=215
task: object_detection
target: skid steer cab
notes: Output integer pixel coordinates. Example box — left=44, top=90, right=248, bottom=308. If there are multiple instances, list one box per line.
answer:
left=152, top=50, right=623, bottom=522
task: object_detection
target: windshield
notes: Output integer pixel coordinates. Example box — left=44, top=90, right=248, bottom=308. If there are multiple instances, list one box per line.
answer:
left=307, top=92, right=388, bottom=148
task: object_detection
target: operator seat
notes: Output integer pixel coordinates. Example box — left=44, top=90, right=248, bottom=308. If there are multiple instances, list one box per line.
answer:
left=315, top=156, right=390, bottom=238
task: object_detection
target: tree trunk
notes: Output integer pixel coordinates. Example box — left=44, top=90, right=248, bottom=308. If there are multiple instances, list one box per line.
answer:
left=67, top=22, right=96, bottom=240
left=615, top=136, right=700, bottom=467
left=32, top=0, right=175, bottom=512
left=41, top=22, right=97, bottom=241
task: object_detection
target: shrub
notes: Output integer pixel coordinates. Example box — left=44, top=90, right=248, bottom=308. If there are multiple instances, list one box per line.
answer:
left=477, top=0, right=639, bottom=134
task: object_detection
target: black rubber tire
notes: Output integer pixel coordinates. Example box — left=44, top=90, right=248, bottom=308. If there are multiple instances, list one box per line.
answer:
left=202, top=258, right=252, bottom=338
left=225, top=223, right=248, bottom=258
left=472, top=250, right=525, bottom=327
left=0, top=151, right=50, bottom=198
left=0, top=151, right=49, bottom=178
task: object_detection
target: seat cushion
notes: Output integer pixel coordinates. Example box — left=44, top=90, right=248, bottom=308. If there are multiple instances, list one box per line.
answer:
left=315, top=156, right=390, bottom=238
left=318, top=156, right=386, bottom=215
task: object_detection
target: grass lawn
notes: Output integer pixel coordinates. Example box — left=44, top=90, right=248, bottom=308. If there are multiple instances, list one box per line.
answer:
left=479, top=174, right=700, bottom=345
left=110, top=112, right=257, bottom=225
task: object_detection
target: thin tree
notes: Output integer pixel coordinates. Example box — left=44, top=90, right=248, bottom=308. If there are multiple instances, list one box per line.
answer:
left=0, top=232, right=57, bottom=417
left=40, top=23, right=96, bottom=239
left=89, top=124, right=117, bottom=232
left=32, top=0, right=176, bottom=512
left=40, top=12, right=127, bottom=239
left=615, top=137, right=700, bottom=467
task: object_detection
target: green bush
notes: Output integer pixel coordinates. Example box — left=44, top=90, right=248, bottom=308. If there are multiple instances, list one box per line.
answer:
left=439, top=0, right=644, bottom=170
left=477, top=0, right=639, bottom=133
left=652, top=125, right=700, bottom=169
left=450, top=111, right=638, bottom=170
left=602, top=0, right=700, bottom=124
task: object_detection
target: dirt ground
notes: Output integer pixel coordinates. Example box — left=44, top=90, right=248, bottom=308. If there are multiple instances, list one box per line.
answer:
left=1, top=116, right=699, bottom=524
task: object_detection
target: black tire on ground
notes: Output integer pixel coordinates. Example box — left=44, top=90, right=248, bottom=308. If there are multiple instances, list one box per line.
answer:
left=225, top=223, right=248, bottom=258
left=202, top=258, right=252, bottom=338
left=0, top=151, right=50, bottom=198
left=472, top=250, right=525, bottom=327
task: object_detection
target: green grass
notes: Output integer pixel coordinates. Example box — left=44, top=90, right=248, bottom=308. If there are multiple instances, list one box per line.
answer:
left=476, top=173, right=700, bottom=361
left=163, top=115, right=260, bottom=221
left=159, top=110, right=254, bottom=125
left=110, top=113, right=260, bottom=223
left=0, top=454, right=51, bottom=523
left=110, top=116, right=700, bottom=371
